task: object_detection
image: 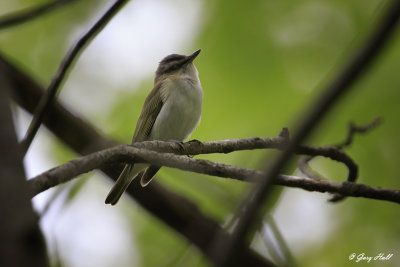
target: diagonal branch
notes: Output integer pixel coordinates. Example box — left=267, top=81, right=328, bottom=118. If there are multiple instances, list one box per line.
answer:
left=0, top=0, right=77, bottom=29
left=218, top=1, right=400, bottom=266
left=20, top=0, right=129, bottom=155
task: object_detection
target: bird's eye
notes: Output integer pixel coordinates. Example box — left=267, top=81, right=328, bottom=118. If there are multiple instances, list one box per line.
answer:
left=157, top=54, right=187, bottom=75
left=165, top=62, right=180, bottom=72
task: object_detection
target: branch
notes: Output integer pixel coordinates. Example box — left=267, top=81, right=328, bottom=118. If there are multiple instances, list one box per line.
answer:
left=298, top=117, right=381, bottom=201
left=295, top=145, right=358, bottom=182
left=0, top=60, right=48, bottom=267
left=0, top=0, right=77, bottom=29
left=4, top=54, right=273, bottom=267
left=218, top=1, right=400, bottom=266
left=130, top=130, right=358, bottom=183
left=27, top=144, right=400, bottom=204
left=335, top=117, right=382, bottom=149
left=20, top=0, right=129, bottom=155
left=276, top=177, right=400, bottom=204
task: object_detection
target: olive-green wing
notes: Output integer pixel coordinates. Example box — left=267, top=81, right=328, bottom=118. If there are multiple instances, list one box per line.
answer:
left=132, top=82, right=164, bottom=142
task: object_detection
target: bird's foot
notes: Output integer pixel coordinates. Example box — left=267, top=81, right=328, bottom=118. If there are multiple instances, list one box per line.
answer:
left=185, top=139, right=202, bottom=157
left=166, top=139, right=185, bottom=151
left=188, top=139, right=202, bottom=144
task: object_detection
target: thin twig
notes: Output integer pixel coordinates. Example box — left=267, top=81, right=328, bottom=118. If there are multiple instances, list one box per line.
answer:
left=298, top=117, right=381, bottom=201
left=216, top=1, right=400, bottom=266
left=335, top=117, right=382, bottom=149
left=295, top=145, right=358, bottom=182
left=0, top=0, right=77, bottom=29
left=20, top=0, right=129, bottom=155
left=297, top=156, right=322, bottom=180
left=27, top=144, right=400, bottom=204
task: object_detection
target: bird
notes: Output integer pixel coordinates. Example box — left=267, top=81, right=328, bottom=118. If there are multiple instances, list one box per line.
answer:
left=105, top=49, right=203, bottom=205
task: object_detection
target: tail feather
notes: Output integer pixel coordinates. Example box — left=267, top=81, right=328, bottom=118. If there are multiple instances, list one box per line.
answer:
left=140, top=165, right=161, bottom=187
left=105, top=164, right=145, bottom=205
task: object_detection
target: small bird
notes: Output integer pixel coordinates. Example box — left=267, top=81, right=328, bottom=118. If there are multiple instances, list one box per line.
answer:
left=105, top=49, right=203, bottom=205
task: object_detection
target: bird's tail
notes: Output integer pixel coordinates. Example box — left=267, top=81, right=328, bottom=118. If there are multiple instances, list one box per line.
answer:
left=105, top=163, right=145, bottom=205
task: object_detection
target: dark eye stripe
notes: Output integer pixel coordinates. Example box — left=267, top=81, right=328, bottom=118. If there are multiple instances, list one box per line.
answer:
left=156, top=53, right=188, bottom=76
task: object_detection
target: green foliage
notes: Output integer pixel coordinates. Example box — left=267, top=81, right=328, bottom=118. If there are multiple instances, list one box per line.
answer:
left=2, top=0, right=400, bottom=266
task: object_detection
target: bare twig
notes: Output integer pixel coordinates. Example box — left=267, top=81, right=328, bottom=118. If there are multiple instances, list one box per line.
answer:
left=296, top=145, right=358, bottom=182
left=298, top=117, right=381, bottom=201
left=275, top=176, right=400, bottom=204
left=335, top=117, right=382, bottom=149
left=20, top=0, right=129, bottom=155
left=0, top=0, right=77, bottom=29
left=297, top=156, right=323, bottom=180
left=217, top=1, right=400, bottom=266
left=27, top=144, right=400, bottom=204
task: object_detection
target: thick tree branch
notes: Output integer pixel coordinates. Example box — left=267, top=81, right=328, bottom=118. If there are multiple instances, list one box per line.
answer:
left=0, top=60, right=48, bottom=267
left=4, top=54, right=273, bottom=267
left=0, top=0, right=77, bottom=29
left=27, top=144, right=400, bottom=204
left=21, top=0, right=129, bottom=155
left=219, top=1, right=400, bottom=266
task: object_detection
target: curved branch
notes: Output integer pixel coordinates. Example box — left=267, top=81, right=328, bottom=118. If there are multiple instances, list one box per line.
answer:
left=298, top=117, right=381, bottom=202
left=0, top=0, right=77, bottom=29
left=27, top=144, right=400, bottom=204
left=298, top=156, right=323, bottom=180
left=296, top=145, right=358, bottom=182
left=20, top=0, right=129, bottom=155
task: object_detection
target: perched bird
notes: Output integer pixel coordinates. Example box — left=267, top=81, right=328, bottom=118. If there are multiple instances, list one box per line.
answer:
left=105, top=50, right=203, bottom=205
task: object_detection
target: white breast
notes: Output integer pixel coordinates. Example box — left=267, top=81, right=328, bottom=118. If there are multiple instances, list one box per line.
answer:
left=149, top=76, right=203, bottom=141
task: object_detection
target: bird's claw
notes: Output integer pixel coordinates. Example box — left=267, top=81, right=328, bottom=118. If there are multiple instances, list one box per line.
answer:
left=166, top=139, right=185, bottom=151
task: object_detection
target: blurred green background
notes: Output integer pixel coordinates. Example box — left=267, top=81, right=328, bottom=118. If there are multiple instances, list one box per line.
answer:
left=1, top=0, right=399, bottom=266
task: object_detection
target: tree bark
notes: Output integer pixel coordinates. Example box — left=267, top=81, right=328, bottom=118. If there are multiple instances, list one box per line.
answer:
left=0, top=59, right=48, bottom=267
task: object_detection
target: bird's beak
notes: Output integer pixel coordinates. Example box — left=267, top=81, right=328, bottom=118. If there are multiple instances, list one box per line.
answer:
left=185, top=49, right=201, bottom=63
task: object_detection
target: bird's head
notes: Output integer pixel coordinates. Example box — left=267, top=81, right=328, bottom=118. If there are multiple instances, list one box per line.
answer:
left=155, top=49, right=201, bottom=81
